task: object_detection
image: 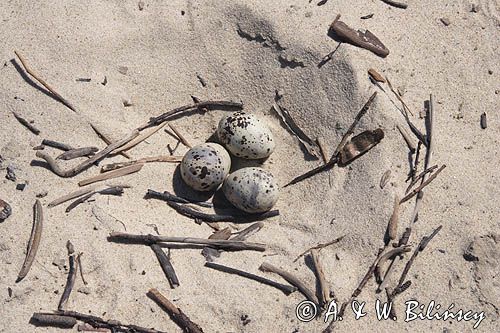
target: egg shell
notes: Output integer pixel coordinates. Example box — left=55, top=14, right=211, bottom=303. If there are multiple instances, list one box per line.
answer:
left=217, top=111, right=275, bottom=159
left=180, top=143, right=231, bottom=191
left=222, top=167, right=279, bottom=213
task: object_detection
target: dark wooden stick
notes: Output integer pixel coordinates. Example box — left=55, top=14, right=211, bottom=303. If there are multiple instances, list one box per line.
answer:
left=16, top=200, right=43, bottom=282
left=42, top=139, right=74, bottom=151
left=56, top=147, right=98, bottom=160
left=400, top=164, right=446, bottom=204
left=294, top=235, right=345, bottom=262
left=12, top=111, right=41, bottom=135
left=379, top=0, right=408, bottom=9
left=259, top=262, right=319, bottom=305
left=30, top=313, right=77, bottom=328
left=231, top=222, right=264, bottom=241
left=151, top=244, right=180, bottom=288
left=76, top=253, right=88, bottom=285
left=405, top=164, right=438, bottom=194
left=58, top=241, right=78, bottom=310
left=108, top=232, right=266, bottom=252
left=147, top=189, right=212, bottom=208
left=14, top=51, right=77, bottom=112
left=147, top=288, right=204, bottom=333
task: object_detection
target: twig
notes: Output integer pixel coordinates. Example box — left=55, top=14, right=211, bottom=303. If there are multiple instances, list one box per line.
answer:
left=58, top=241, right=78, bottom=310
left=310, top=249, right=330, bottom=306
left=396, top=125, right=416, bottom=153
left=231, top=222, right=264, bottom=241
left=111, top=122, right=166, bottom=155
left=168, top=123, right=192, bottom=148
left=338, top=129, right=384, bottom=166
left=101, top=155, right=181, bottom=172
left=379, top=0, right=408, bottom=9
left=89, top=123, right=130, bottom=159
left=12, top=111, right=41, bottom=135
left=108, top=232, right=266, bottom=252
left=293, top=235, right=345, bottom=262
left=202, top=227, right=231, bottom=261
left=259, top=262, right=319, bottom=305
left=36, top=130, right=140, bottom=177
left=57, top=147, right=98, bottom=160
left=205, top=262, right=297, bottom=295
left=151, top=244, right=180, bottom=288
left=16, top=200, right=43, bottom=282
left=30, top=313, right=77, bottom=328
left=41, top=139, right=74, bottom=151
left=399, top=164, right=446, bottom=204
left=76, top=253, right=88, bottom=285
left=14, top=51, right=77, bottom=112
left=65, top=186, right=125, bottom=212
left=48, top=186, right=97, bottom=207
left=146, top=189, right=212, bottom=208
left=375, top=246, right=411, bottom=275
left=147, top=288, right=204, bottom=333
left=78, top=163, right=143, bottom=186
left=405, top=165, right=438, bottom=194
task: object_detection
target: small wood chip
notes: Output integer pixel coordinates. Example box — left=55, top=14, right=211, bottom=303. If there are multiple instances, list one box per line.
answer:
left=480, top=112, right=487, bottom=129
left=440, top=18, right=451, bottom=26
left=78, top=163, right=143, bottom=186
left=368, top=68, right=386, bottom=83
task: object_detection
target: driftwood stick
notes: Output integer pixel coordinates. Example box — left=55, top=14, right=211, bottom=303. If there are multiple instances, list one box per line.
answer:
left=65, top=186, right=125, bottom=212
left=90, top=123, right=130, bottom=159
left=78, top=163, right=143, bottom=186
left=14, top=50, right=77, bottom=112
left=406, top=164, right=438, bottom=194
left=48, top=186, right=97, bottom=207
left=76, top=253, right=88, bottom=285
left=36, top=130, right=140, bottom=177
left=231, top=222, right=264, bottom=241
left=294, top=235, right=345, bottom=262
left=205, top=262, right=297, bottom=295
left=111, top=122, right=166, bottom=155
left=311, top=249, right=330, bottom=306
left=380, top=0, right=408, bottom=9
left=58, top=241, right=78, bottom=310
left=151, top=244, right=180, bottom=288
left=168, top=123, right=192, bottom=148
left=57, top=147, right=98, bottom=160
left=16, top=200, right=43, bottom=282
left=41, top=139, right=74, bottom=151
left=108, top=232, right=266, bottom=252
left=399, top=164, right=446, bottom=204
left=146, top=189, right=212, bottom=208
left=12, top=111, right=41, bottom=135
left=148, top=288, right=204, bottom=333
left=396, top=125, right=416, bottom=153
left=30, top=313, right=77, bottom=328
left=101, top=155, right=181, bottom=172
left=259, top=262, right=319, bottom=305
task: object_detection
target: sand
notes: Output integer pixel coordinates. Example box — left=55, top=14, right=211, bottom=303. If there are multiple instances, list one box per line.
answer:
left=0, top=0, right=499, bottom=332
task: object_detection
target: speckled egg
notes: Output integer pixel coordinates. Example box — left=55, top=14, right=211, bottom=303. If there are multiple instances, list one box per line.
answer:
left=180, top=143, right=231, bottom=191
left=217, top=111, right=275, bottom=159
left=222, top=167, right=279, bottom=213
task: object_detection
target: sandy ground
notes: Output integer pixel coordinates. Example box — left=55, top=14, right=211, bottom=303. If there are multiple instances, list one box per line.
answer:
left=0, top=0, right=499, bottom=332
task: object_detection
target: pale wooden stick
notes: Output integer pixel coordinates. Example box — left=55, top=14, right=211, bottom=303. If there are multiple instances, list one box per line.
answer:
left=168, top=123, right=192, bottom=148
left=101, top=155, right=181, bottom=172
left=78, top=163, right=143, bottom=186
left=311, top=249, right=330, bottom=306
left=48, top=186, right=97, bottom=207
left=111, top=122, right=166, bottom=155
left=90, top=123, right=131, bottom=159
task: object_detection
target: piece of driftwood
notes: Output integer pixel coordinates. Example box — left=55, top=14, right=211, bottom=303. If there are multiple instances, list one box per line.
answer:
left=386, top=78, right=416, bottom=119
left=380, top=0, right=408, bottom=9
left=17, top=200, right=43, bottom=282
left=148, top=288, right=204, bottom=333
left=42, top=139, right=74, bottom=151
left=294, top=235, right=345, bottom=262
left=202, top=227, right=232, bottom=262
left=259, top=262, right=319, bottom=305
left=151, top=244, right=180, bottom=288
left=36, top=130, right=140, bottom=177
left=56, top=147, right=98, bottom=160
left=338, top=129, right=384, bottom=166
left=31, top=311, right=165, bottom=333
left=205, top=262, right=297, bottom=295
left=30, top=313, right=77, bottom=328
left=480, top=112, right=487, bottom=129
left=111, top=122, right=166, bottom=155
left=77, top=323, right=110, bottom=332
left=90, top=123, right=131, bottom=159
left=146, top=189, right=212, bottom=208
left=101, top=155, right=181, bottom=172
left=78, top=163, right=143, bottom=186
left=76, top=253, right=88, bottom=285
left=405, top=164, right=438, bottom=194
left=399, top=164, right=446, bottom=203
left=65, top=186, right=125, bottom=212
left=48, top=186, right=97, bottom=207
left=375, top=246, right=411, bottom=274
left=231, top=222, right=264, bottom=241
left=168, top=123, right=192, bottom=148
left=396, top=125, right=416, bottom=153
left=310, top=249, right=330, bottom=306
left=329, top=15, right=389, bottom=57
left=272, top=101, right=319, bottom=158
left=14, top=51, right=77, bottom=112
left=12, top=111, right=41, bottom=135
left=108, top=232, right=266, bottom=252
left=58, top=241, right=78, bottom=310
left=368, top=68, right=386, bottom=83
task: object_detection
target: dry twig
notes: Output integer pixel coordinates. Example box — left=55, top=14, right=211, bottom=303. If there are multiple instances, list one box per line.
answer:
left=16, top=200, right=43, bottom=282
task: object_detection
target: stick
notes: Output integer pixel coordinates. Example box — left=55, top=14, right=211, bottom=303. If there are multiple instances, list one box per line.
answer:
left=147, top=288, right=204, bottom=333
left=386, top=195, right=400, bottom=242
left=111, top=122, right=166, bottom=155
left=16, top=200, right=43, bottom=282
left=405, top=165, right=438, bottom=194
left=205, top=262, right=297, bottom=295
left=396, top=125, right=416, bottom=153
left=375, top=246, right=411, bottom=274
left=78, top=163, right=143, bottom=186
left=65, top=186, right=125, bottom=212
left=168, top=123, right=192, bottom=148
left=231, top=222, right=264, bottom=241
left=58, top=241, right=78, bottom=310
left=151, top=244, right=180, bottom=288
left=101, top=155, right=181, bottom=172
left=399, top=164, right=446, bottom=204
left=36, top=130, right=140, bottom=177
left=48, top=186, right=97, bottom=207
left=57, top=147, right=98, bottom=160
left=108, top=232, right=266, bottom=252
left=89, top=123, right=130, bottom=159
left=76, top=253, right=88, bottom=285
left=30, top=313, right=77, bottom=328
left=14, top=51, right=77, bottom=112
left=42, top=139, right=74, bottom=151
left=310, top=249, right=330, bottom=306
left=259, top=262, right=319, bottom=305
left=12, top=111, right=41, bottom=135
left=202, top=227, right=231, bottom=261
left=380, top=0, right=408, bottom=9
left=294, top=235, right=345, bottom=262
left=146, top=189, right=212, bottom=208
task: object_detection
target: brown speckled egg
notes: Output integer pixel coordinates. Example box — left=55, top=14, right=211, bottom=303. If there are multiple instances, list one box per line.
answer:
left=180, top=143, right=231, bottom=191
left=217, top=111, right=275, bottom=159
left=222, top=167, right=279, bottom=213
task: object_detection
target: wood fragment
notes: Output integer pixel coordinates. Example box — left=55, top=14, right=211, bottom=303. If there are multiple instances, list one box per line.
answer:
left=368, top=68, right=386, bottom=83
left=78, top=163, right=143, bottom=186
left=361, top=13, right=374, bottom=19
left=260, top=262, right=319, bottom=305
left=108, top=232, right=266, bottom=252
left=16, top=200, right=43, bottom=282
left=151, top=244, right=180, bottom=288
left=329, top=15, right=389, bottom=57
left=400, top=164, right=446, bottom=203
left=65, top=186, right=125, bottom=212
left=147, top=288, right=204, bottom=333
left=405, top=165, right=438, bottom=194
left=89, top=123, right=131, bottom=159
left=48, top=186, right=97, bottom=207
left=111, top=122, right=166, bottom=155
left=293, top=235, right=345, bottom=262
left=36, top=130, right=140, bottom=177
left=480, top=112, right=487, bottom=129
left=12, top=111, right=41, bottom=135
left=58, top=241, right=78, bottom=310
left=310, top=249, right=330, bottom=306
left=396, top=125, right=416, bottom=153
left=14, top=51, right=77, bottom=112
left=30, top=313, right=77, bottom=328
left=146, top=189, right=212, bottom=208
left=202, top=227, right=231, bottom=261
left=387, top=77, right=416, bottom=118
left=379, top=0, right=408, bottom=9
left=375, top=246, right=411, bottom=274
left=168, top=123, right=192, bottom=148
left=380, top=170, right=391, bottom=189
left=76, top=253, right=88, bottom=285
left=56, top=147, right=98, bottom=160
left=231, top=222, right=265, bottom=241
left=41, top=139, right=74, bottom=151
left=101, top=155, right=181, bottom=172
left=338, top=128, right=384, bottom=166
left=205, top=262, right=297, bottom=295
